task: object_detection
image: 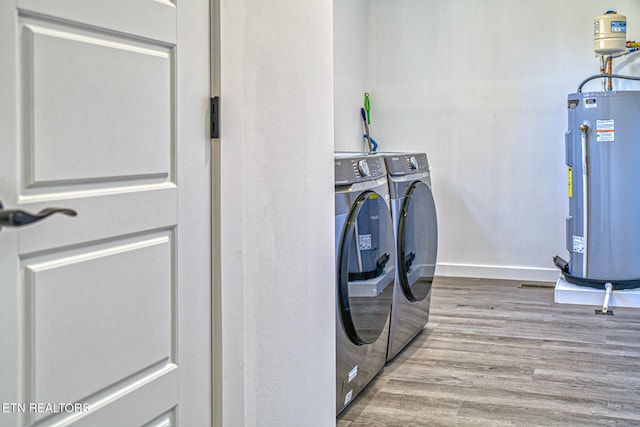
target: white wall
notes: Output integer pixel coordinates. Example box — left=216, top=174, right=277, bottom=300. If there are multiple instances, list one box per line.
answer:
left=336, top=0, right=640, bottom=281
left=334, top=0, right=369, bottom=151
left=219, top=1, right=335, bottom=425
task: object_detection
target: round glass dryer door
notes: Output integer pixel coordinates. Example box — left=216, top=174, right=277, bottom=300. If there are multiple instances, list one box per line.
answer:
left=338, top=190, right=395, bottom=345
left=398, top=181, right=438, bottom=302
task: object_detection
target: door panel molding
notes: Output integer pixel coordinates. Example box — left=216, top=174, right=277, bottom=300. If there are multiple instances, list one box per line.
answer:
left=20, top=17, right=174, bottom=188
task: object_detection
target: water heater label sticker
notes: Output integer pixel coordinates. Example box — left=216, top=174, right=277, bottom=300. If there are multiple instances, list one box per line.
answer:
left=584, top=98, right=597, bottom=109
left=358, top=234, right=372, bottom=250
left=596, top=119, right=615, bottom=142
left=573, top=236, right=585, bottom=253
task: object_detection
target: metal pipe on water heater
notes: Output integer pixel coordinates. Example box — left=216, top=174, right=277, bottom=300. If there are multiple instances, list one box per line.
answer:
left=580, top=123, right=589, bottom=277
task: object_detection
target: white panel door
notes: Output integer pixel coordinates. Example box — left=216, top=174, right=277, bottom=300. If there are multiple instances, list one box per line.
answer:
left=0, top=1, right=212, bottom=426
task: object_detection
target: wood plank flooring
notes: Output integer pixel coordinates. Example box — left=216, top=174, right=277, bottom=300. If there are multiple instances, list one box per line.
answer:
left=337, top=276, right=640, bottom=426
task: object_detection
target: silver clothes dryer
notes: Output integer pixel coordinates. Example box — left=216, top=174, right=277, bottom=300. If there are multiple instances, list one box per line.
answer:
left=334, top=153, right=395, bottom=415
left=380, top=153, right=438, bottom=362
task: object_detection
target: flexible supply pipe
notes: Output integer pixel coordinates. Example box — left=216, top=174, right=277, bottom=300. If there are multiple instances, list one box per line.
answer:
left=580, top=123, right=590, bottom=278
left=611, top=47, right=639, bottom=58
left=577, top=74, right=640, bottom=92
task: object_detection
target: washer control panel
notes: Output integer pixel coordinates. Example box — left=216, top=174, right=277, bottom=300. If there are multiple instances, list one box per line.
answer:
left=335, top=155, right=386, bottom=185
left=384, top=153, right=430, bottom=176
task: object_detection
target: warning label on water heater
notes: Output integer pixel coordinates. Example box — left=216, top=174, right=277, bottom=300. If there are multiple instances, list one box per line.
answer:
left=573, top=236, right=585, bottom=254
left=596, top=119, right=615, bottom=142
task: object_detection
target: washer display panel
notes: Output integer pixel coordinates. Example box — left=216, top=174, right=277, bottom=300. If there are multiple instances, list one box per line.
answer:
left=398, top=181, right=438, bottom=302
left=338, top=190, right=395, bottom=345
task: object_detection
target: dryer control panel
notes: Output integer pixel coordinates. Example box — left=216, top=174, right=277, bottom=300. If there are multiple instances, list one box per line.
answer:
left=335, top=156, right=386, bottom=185
left=385, top=153, right=430, bottom=176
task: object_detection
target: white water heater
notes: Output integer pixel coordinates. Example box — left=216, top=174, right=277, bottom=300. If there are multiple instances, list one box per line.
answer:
left=594, top=10, right=627, bottom=55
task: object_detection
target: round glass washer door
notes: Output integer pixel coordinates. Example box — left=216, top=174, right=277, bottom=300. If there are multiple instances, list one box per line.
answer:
left=397, top=181, right=438, bottom=302
left=337, top=190, right=395, bottom=345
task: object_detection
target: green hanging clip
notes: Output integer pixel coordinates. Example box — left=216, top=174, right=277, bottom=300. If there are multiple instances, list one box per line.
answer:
left=364, top=92, right=371, bottom=125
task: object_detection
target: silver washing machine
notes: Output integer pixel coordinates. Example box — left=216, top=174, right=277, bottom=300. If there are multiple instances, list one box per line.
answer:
left=334, top=153, right=395, bottom=415
left=380, top=152, right=438, bottom=362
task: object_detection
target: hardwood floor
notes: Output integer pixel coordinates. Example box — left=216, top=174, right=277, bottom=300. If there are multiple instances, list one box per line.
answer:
left=337, top=276, right=640, bottom=426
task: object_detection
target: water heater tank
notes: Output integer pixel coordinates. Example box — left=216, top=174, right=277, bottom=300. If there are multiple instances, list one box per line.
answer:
left=594, top=10, right=627, bottom=55
left=565, top=91, right=640, bottom=281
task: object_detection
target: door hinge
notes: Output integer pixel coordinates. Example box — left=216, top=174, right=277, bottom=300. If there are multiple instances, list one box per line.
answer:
left=210, top=96, right=220, bottom=138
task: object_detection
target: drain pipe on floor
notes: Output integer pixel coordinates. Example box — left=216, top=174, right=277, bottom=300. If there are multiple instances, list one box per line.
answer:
left=595, top=282, right=614, bottom=315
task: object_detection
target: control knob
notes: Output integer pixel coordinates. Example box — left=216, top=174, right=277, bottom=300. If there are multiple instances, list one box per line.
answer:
left=357, top=159, right=370, bottom=177
left=409, top=156, right=419, bottom=170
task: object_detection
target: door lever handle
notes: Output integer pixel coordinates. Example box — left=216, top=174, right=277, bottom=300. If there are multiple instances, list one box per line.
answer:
left=0, top=201, right=77, bottom=229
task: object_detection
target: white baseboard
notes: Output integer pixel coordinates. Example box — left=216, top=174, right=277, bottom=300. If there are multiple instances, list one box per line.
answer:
left=435, top=263, right=559, bottom=282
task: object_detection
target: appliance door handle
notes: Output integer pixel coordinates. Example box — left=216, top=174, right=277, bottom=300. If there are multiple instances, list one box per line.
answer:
left=0, top=201, right=77, bottom=229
